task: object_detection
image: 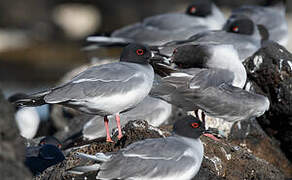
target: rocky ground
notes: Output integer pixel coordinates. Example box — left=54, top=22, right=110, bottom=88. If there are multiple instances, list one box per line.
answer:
left=1, top=86, right=291, bottom=179
left=34, top=120, right=286, bottom=180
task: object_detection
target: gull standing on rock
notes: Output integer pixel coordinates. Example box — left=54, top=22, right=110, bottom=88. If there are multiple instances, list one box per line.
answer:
left=9, top=43, right=161, bottom=142
left=81, top=96, right=172, bottom=140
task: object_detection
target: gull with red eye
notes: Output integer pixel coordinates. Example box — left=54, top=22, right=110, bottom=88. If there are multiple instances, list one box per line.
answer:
left=39, top=136, right=62, bottom=149
left=69, top=115, right=205, bottom=179
left=85, top=0, right=225, bottom=48
left=229, top=0, right=288, bottom=46
left=155, top=15, right=262, bottom=62
left=189, top=6, right=197, bottom=14
left=136, top=49, right=144, bottom=56
left=9, top=43, right=165, bottom=143
left=191, top=122, right=199, bottom=128
left=232, top=26, right=239, bottom=33
left=150, top=43, right=269, bottom=138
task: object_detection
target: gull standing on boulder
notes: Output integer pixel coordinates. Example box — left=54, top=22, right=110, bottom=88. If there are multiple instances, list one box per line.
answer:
left=9, top=44, right=160, bottom=142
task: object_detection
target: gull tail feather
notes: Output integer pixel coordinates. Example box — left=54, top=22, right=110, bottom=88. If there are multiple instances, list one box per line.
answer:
left=67, top=164, right=101, bottom=175
left=69, top=152, right=112, bottom=175
left=76, top=152, right=111, bottom=162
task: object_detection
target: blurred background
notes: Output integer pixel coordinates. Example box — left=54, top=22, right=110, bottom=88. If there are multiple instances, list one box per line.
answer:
left=0, top=0, right=291, bottom=117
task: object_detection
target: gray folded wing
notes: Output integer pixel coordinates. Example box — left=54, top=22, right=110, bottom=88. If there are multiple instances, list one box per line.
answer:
left=188, top=30, right=261, bottom=61
left=151, top=68, right=269, bottom=121
left=151, top=73, right=197, bottom=111
left=142, top=13, right=207, bottom=30
left=43, top=62, right=143, bottom=103
left=112, top=13, right=209, bottom=46
left=151, top=68, right=234, bottom=111
left=193, top=83, right=270, bottom=121
left=97, top=137, right=201, bottom=179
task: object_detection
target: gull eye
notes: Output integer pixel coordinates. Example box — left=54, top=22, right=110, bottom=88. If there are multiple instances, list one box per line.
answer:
left=232, top=26, right=239, bottom=33
left=136, top=49, right=144, bottom=56
left=190, top=6, right=196, bottom=14
left=191, top=122, right=199, bottom=128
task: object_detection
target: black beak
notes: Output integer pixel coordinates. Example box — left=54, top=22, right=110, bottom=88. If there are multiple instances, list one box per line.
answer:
left=150, top=51, right=172, bottom=66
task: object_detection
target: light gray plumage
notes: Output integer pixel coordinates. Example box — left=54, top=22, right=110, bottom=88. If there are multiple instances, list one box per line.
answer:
left=158, top=43, right=247, bottom=88
left=229, top=1, right=288, bottom=46
left=87, top=1, right=225, bottom=46
left=188, top=31, right=261, bottom=62
left=9, top=43, right=157, bottom=142
left=151, top=67, right=270, bottom=122
left=42, top=62, right=154, bottom=116
left=83, top=96, right=172, bottom=140
left=160, top=17, right=262, bottom=62
left=72, top=115, right=205, bottom=180
left=95, top=137, right=203, bottom=180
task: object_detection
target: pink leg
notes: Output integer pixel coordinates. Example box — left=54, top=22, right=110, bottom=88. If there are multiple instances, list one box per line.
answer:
left=115, top=114, right=123, bottom=140
left=104, top=116, right=113, bottom=142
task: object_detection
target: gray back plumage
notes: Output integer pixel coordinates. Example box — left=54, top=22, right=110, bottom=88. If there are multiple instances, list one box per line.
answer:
left=188, top=30, right=261, bottom=61
left=111, top=4, right=225, bottom=46
left=44, top=62, right=149, bottom=103
left=151, top=68, right=269, bottom=121
left=97, top=136, right=203, bottom=180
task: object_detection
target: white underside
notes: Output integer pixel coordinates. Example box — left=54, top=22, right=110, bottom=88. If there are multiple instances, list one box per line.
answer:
left=70, top=64, right=154, bottom=115
left=208, top=45, right=247, bottom=88
left=15, top=107, right=40, bottom=139
left=148, top=101, right=172, bottom=126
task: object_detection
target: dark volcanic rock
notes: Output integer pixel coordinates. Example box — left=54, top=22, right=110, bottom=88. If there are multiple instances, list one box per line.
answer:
left=244, top=42, right=292, bottom=161
left=37, top=120, right=284, bottom=180
left=0, top=90, right=32, bottom=180
left=229, top=119, right=292, bottom=177
left=201, top=136, right=284, bottom=180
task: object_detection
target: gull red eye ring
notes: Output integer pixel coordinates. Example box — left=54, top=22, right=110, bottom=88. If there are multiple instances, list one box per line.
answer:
left=136, top=49, right=144, bottom=56
left=232, top=26, right=239, bottom=32
left=190, top=6, right=196, bottom=14
left=191, top=122, right=199, bottom=128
